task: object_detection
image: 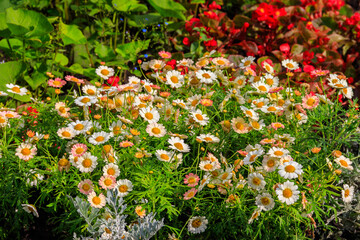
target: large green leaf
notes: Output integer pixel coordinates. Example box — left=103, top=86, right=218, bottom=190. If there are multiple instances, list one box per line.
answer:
left=0, top=12, right=10, bottom=38
left=112, top=0, right=148, bottom=12
left=116, top=40, right=150, bottom=62
left=59, top=20, right=87, bottom=45
left=129, top=13, right=162, bottom=27
left=0, top=61, right=30, bottom=102
left=94, top=44, right=116, bottom=61
left=24, top=71, right=48, bottom=90
left=147, top=0, right=186, bottom=20
left=5, top=7, right=53, bottom=38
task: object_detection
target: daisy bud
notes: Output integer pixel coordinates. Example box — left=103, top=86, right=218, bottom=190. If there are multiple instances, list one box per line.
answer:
left=332, top=150, right=342, bottom=158
left=94, top=114, right=101, bottom=120
left=311, top=147, right=321, bottom=154
left=334, top=169, right=342, bottom=175
left=294, top=90, right=301, bottom=96
left=149, top=170, right=153, bottom=174
left=55, top=89, right=61, bottom=94
left=46, top=97, right=51, bottom=101
left=207, top=184, right=215, bottom=188
left=95, top=82, right=101, bottom=87
left=201, top=147, right=205, bottom=151
left=44, top=134, right=50, bottom=140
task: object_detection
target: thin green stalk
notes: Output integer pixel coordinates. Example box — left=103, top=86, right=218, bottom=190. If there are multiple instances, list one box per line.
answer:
left=85, top=43, right=94, bottom=67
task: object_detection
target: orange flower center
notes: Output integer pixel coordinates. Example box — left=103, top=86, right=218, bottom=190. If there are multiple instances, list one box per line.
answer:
left=104, top=179, right=112, bottom=186
left=107, top=168, right=115, bottom=175
left=170, top=76, right=179, bottom=83
left=258, top=86, right=267, bottom=92
left=268, top=106, right=276, bottom=111
left=267, top=159, right=275, bottom=167
left=81, top=97, right=90, bottom=103
left=252, top=177, right=261, bottom=185
left=82, top=158, right=92, bottom=168
left=21, top=148, right=31, bottom=156
left=95, top=136, right=105, bottom=142
left=195, top=114, right=204, bottom=121
left=174, top=142, right=184, bottom=150
left=74, top=124, right=84, bottom=130
left=261, top=197, right=270, bottom=205
left=82, top=183, right=90, bottom=191
left=283, top=188, right=293, bottom=198
left=151, top=127, right=161, bottom=134
left=286, top=63, right=294, bottom=68
left=58, top=158, right=69, bottom=166
left=202, top=73, right=211, bottom=79
left=204, top=163, right=213, bottom=170
left=119, top=185, right=128, bottom=192
left=307, top=98, right=315, bottom=106
left=160, top=154, right=170, bottom=161
left=266, top=78, right=274, bottom=85
left=92, top=196, right=101, bottom=205
left=12, top=86, right=21, bottom=93
left=344, top=189, right=350, bottom=197
left=101, top=69, right=110, bottom=76
left=62, top=131, right=71, bottom=138
left=145, top=112, right=153, bottom=120
left=285, top=165, right=296, bottom=173
left=339, top=160, right=348, bottom=167
left=274, top=150, right=284, bottom=156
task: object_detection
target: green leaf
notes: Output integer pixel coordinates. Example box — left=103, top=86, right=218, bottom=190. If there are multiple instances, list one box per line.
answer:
left=54, top=53, right=69, bottom=66
left=291, top=44, right=304, bottom=55
left=129, top=13, right=162, bottom=27
left=191, top=0, right=205, bottom=3
left=0, top=12, right=11, bottom=38
left=147, top=0, right=186, bottom=20
left=5, top=7, right=53, bottom=38
left=94, top=44, right=116, bottom=61
left=59, top=20, right=87, bottom=45
left=24, top=71, right=48, bottom=90
left=321, top=17, right=337, bottom=30
left=112, top=0, right=148, bottom=12
left=339, top=5, right=353, bottom=17
left=116, top=40, right=150, bottom=62
left=0, top=61, right=30, bottom=102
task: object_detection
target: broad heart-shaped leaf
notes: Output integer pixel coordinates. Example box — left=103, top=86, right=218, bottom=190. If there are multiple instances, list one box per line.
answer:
left=147, top=0, right=186, bottom=20
left=0, top=12, right=11, bottom=38
left=59, top=20, right=87, bottom=45
left=116, top=40, right=150, bottom=62
left=0, top=61, right=31, bottom=102
left=5, top=7, right=53, bottom=39
left=24, top=71, right=48, bottom=90
left=112, top=0, right=148, bottom=12
left=94, top=44, right=116, bottom=61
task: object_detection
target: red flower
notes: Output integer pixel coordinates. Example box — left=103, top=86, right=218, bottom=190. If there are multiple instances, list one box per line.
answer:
left=185, top=18, right=202, bottom=32
left=280, top=43, right=290, bottom=53
left=183, top=37, right=190, bottom=46
left=208, top=1, right=221, bottom=10
left=107, top=76, right=120, bottom=86
left=204, top=11, right=219, bottom=21
left=303, top=64, right=315, bottom=73
left=204, top=39, right=217, bottom=47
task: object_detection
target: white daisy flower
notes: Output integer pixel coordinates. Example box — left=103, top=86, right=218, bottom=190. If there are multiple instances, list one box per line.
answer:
left=15, top=143, right=37, bottom=161
left=188, top=216, right=208, bottom=234
left=274, top=134, right=296, bottom=144
left=212, top=57, right=231, bottom=68
left=282, top=59, right=299, bottom=70
left=82, top=85, right=98, bottom=96
left=268, top=147, right=290, bottom=158
left=240, top=106, right=259, bottom=120
left=149, top=59, right=165, bottom=71
left=252, top=81, right=270, bottom=94
left=177, top=58, right=194, bottom=67
left=196, top=134, right=220, bottom=143
left=278, top=161, right=303, bottom=179
left=248, top=172, right=266, bottom=190
left=0, top=90, right=8, bottom=96
left=146, top=122, right=167, bottom=138
left=276, top=180, right=300, bottom=205
left=109, top=120, right=123, bottom=137
left=168, top=137, right=190, bottom=153
left=239, top=56, right=255, bottom=69
left=341, top=87, right=353, bottom=99
left=21, top=204, right=39, bottom=217
left=191, top=109, right=209, bottom=126
left=155, top=149, right=175, bottom=162
left=249, top=119, right=265, bottom=131
left=116, top=179, right=133, bottom=197
left=245, top=144, right=264, bottom=153
left=262, top=156, right=279, bottom=172
left=263, top=74, right=279, bottom=87
left=328, top=79, right=348, bottom=89
left=199, top=160, right=220, bottom=172
left=186, top=94, right=202, bottom=109
left=6, top=83, right=28, bottom=96
left=261, top=105, right=282, bottom=114
left=263, top=61, right=274, bottom=73
left=78, top=152, right=98, bottom=173
left=103, top=163, right=120, bottom=178
left=342, top=184, right=355, bottom=203
left=243, top=150, right=264, bottom=165
left=166, top=70, right=184, bottom=88
left=173, top=99, right=188, bottom=109
left=255, top=193, right=275, bottom=211
left=87, top=191, right=106, bottom=208
left=68, top=120, right=91, bottom=135
left=74, top=96, right=98, bottom=107
left=334, top=156, right=353, bottom=171
left=233, top=76, right=247, bottom=88
left=57, top=127, right=76, bottom=139
left=88, top=131, right=110, bottom=145
left=96, top=66, right=114, bottom=79
left=196, top=70, right=217, bottom=84
left=139, top=107, right=160, bottom=123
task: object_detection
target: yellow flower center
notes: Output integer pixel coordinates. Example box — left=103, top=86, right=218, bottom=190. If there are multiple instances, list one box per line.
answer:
left=285, top=165, right=296, bottom=173
left=104, top=179, right=112, bottom=186
left=252, top=121, right=260, bottom=129
left=101, top=69, right=110, bottom=76
left=245, top=110, right=253, bottom=117
left=283, top=188, right=293, bottom=198
left=339, top=160, right=348, bottom=167
left=235, top=122, right=245, bottom=130
left=154, top=63, right=161, bottom=69
left=170, top=76, right=179, bottom=83
left=145, top=112, right=153, bottom=120
left=286, top=63, right=294, bottom=68
left=62, top=131, right=71, bottom=138
left=344, top=189, right=350, bottom=197
left=82, top=158, right=92, bottom=168
left=58, top=158, right=69, bottom=166
left=95, top=136, right=105, bottom=142
left=81, top=97, right=90, bottom=103
left=244, top=60, right=251, bottom=66
left=12, top=86, right=21, bottom=93
left=188, top=178, right=196, bottom=184
left=307, top=98, right=315, bottom=106
left=274, top=150, right=284, bottom=156
left=267, top=159, right=275, bottom=167
left=53, top=80, right=61, bottom=86
left=21, top=148, right=31, bottom=156
left=258, top=86, right=267, bottom=92
left=202, top=73, right=211, bottom=79
left=74, top=124, right=84, bottom=130
left=217, top=59, right=225, bottom=65
left=87, top=89, right=95, bottom=95
left=256, top=102, right=264, bottom=108
left=252, top=177, right=261, bottom=185
left=187, top=192, right=195, bottom=198
left=266, top=78, right=274, bottom=85
left=174, top=142, right=184, bottom=150
left=92, top=196, right=101, bottom=205
left=107, top=168, right=115, bottom=175
left=151, top=127, right=161, bottom=134
left=261, top=197, right=270, bottom=205
left=119, top=185, right=128, bottom=192
left=204, top=137, right=212, bottom=142
left=195, top=114, right=204, bottom=121
left=82, top=183, right=90, bottom=191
